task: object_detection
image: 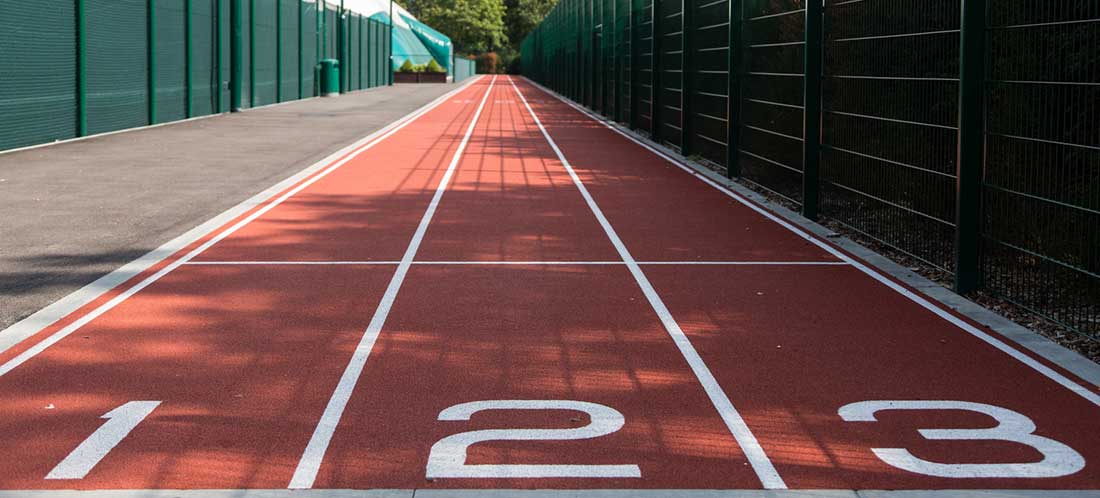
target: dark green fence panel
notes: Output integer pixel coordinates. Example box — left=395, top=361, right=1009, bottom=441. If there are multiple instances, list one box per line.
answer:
left=252, top=0, right=277, bottom=105
left=636, top=0, right=654, bottom=132
left=737, top=0, right=804, bottom=204
left=357, top=16, right=366, bottom=90
left=241, top=0, right=252, bottom=107
left=0, top=2, right=77, bottom=150
left=656, top=0, right=683, bottom=149
left=278, top=0, right=299, bottom=100
left=348, top=13, right=359, bottom=91
left=86, top=0, right=149, bottom=135
left=982, top=1, right=1099, bottom=340
left=302, top=2, right=317, bottom=96
left=325, top=4, right=337, bottom=61
left=220, top=0, right=231, bottom=110
left=519, top=0, right=1100, bottom=340
left=0, top=0, right=389, bottom=152
left=820, top=0, right=959, bottom=271
left=687, top=0, right=728, bottom=164
left=156, top=2, right=188, bottom=123
left=191, top=0, right=218, bottom=117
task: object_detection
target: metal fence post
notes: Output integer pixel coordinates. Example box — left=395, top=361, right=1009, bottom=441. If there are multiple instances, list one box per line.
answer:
left=629, top=0, right=640, bottom=130
left=337, top=1, right=345, bottom=94
left=231, top=0, right=242, bottom=111
left=185, top=0, right=193, bottom=118
left=298, top=0, right=303, bottom=99
left=955, top=0, right=986, bottom=294
left=249, top=0, right=255, bottom=107
left=724, top=0, right=741, bottom=177
left=276, top=0, right=282, bottom=103
left=148, top=0, right=157, bottom=124
left=680, top=0, right=693, bottom=155
left=651, top=0, right=662, bottom=140
left=801, top=0, right=822, bottom=220
left=216, top=0, right=223, bottom=112
left=76, top=0, right=87, bottom=136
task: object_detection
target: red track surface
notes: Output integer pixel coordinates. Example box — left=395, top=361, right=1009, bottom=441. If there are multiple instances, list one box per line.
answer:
left=0, top=75, right=1098, bottom=491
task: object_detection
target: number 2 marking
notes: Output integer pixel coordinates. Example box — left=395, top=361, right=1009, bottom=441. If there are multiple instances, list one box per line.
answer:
left=427, top=400, right=641, bottom=478
left=46, top=400, right=161, bottom=480
left=838, top=400, right=1085, bottom=478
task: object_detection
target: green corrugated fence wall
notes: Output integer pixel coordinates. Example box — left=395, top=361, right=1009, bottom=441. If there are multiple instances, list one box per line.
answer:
left=451, top=56, right=476, bottom=83
left=520, top=0, right=1100, bottom=343
left=0, top=0, right=393, bottom=152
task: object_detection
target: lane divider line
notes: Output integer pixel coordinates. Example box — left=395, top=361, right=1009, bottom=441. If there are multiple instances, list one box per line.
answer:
left=0, top=76, right=486, bottom=377
left=182, top=260, right=851, bottom=266
left=288, top=75, right=499, bottom=490
left=521, top=77, right=1100, bottom=408
left=507, top=76, right=788, bottom=489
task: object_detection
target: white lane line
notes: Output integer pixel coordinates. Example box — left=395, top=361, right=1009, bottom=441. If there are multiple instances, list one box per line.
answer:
left=183, top=260, right=850, bottom=266
left=288, top=75, right=499, bottom=490
left=507, top=76, right=787, bottom=489
left=522, top=77, right=1100, bottom=408
left=0, top=76, right=486, bottom=377
left=184, top=261, right=405, bottom=265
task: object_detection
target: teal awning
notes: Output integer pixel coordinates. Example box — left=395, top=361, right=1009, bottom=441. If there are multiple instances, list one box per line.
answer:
left=401, top=13, right=453, bottom=71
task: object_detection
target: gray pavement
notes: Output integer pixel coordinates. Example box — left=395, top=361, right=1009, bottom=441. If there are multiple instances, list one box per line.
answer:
left=0, top=83, right=460, bottom=331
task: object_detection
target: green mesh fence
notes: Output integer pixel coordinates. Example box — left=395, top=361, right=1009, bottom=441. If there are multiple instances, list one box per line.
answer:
left=521, top=0, right=1100, bottom=340
left=156, top=1, right=188, bottom=123
left=0, top=2, right=77, bottom=150
left=252, top=0, right=277, bottom=105
left=191, top=0, right=217, bottom=117
left=278, top=0, right=299, bottom=101
left=302, top=2, right=317, bottom=95
left=240, top=0, right=252, bottom=107
left=86, top=0, right=149, bottom=135
left=1, top=0, right=400, bottom=154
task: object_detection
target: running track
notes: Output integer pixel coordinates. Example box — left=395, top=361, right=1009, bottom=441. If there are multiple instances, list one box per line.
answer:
left=1, top=75, right=1099, bottom=494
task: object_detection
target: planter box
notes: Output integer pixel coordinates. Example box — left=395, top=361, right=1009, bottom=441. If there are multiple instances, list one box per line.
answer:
left=419, top=72, right=447, bottom=83
left=395, top=72, right=448, bottom=83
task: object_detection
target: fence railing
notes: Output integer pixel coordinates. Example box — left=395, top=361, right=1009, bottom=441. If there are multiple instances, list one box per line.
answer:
left=520, top=0, right=1100, bottom=341
left=0, top=0, right=393, bottom=153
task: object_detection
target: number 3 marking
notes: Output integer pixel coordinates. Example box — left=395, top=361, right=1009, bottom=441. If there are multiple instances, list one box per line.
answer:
left=838, top=400, right=1085, bottom=478
left=427, top=400, right=641, bottom=478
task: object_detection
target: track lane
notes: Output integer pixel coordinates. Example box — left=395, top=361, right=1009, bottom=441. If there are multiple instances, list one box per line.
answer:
left=514, top=77, right=1100, bottom=489
left=311, top=78, right=764, bottom=489
left=0, top=78, right=493, bottom=490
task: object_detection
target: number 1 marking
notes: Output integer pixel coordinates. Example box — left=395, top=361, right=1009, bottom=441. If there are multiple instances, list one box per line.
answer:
left=46, top=401, right=161, bottom=480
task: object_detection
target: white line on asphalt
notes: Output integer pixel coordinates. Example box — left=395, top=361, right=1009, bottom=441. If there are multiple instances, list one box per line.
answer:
left=0, top=76, right=485, bottom=372
left=288, top=75, right=499, bottom=490
left=508, top=76, right=788, bottom=489
left=521, top=77, right=1100, bottom=408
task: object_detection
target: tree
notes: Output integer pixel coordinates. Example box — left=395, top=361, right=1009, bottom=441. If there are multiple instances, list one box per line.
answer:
left=503, top=0, right=555, bottom=47
left=405, top=0, right=507, bottom=52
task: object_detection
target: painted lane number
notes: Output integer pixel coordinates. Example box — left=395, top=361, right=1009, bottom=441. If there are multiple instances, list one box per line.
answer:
left=46, top=400, right=161, bottom=479
left=838, top=400, right=1085, bottom=478
left=427, top=399, right=641, bottom=478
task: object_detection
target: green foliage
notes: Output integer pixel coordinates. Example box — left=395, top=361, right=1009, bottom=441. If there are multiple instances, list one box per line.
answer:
left=406, top=0, right=507, bottom=52
left=426, top=59, right=446, bottom=73
left=398, top=59, right=416, bottom=73
left=503, top=0, right=555, bottom=47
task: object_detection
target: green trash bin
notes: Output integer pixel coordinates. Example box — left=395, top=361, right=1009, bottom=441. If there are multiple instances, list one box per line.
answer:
left=320, top=59, right=340, bottom=97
